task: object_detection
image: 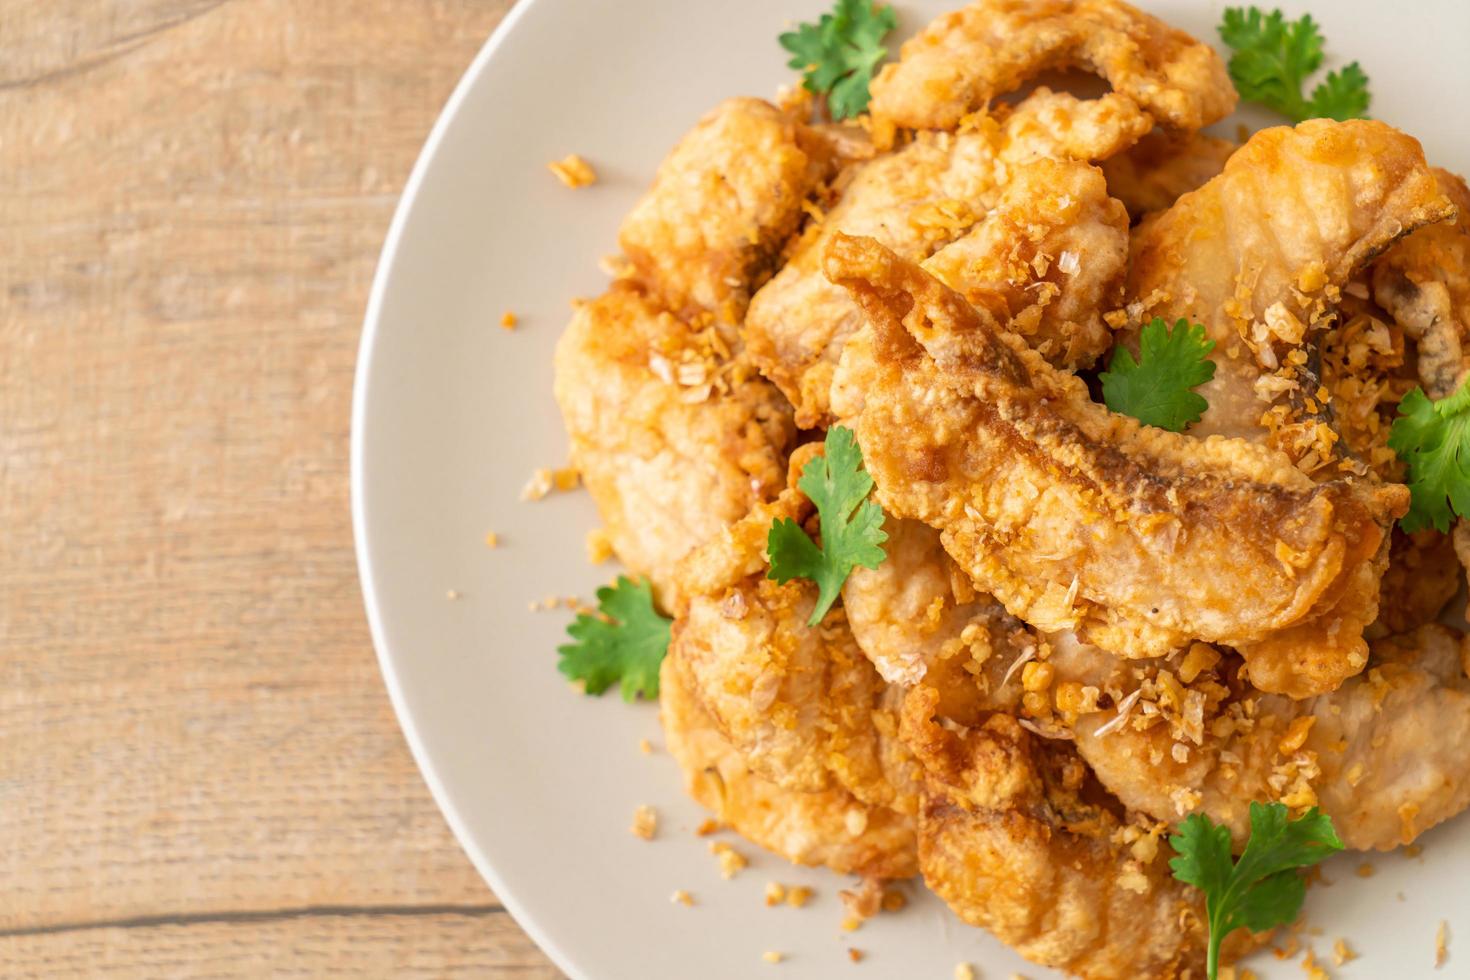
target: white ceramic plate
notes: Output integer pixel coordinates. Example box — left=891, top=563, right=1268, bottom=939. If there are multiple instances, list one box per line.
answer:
left=352, top=1, right=1470, bottom=976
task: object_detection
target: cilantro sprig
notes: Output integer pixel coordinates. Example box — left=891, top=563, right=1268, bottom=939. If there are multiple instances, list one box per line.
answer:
left=779, top=0, right=896, bottom=120
left=557, top=576, right=671, bottom=701
left=1218, top=7, right=1371, bottom=122
left=1388, top=379, right=1470, bottom=533
left=1100, top=317, right=1217, bottom=432
left=1170, top=802, right=1342, bottom=980
left=767, top=426, right=888, bottom=626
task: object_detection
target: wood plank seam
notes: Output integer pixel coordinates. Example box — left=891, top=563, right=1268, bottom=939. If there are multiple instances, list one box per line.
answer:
left=0, top=904, right=507, bottom=939
left=0, top=0, right=237, bottom=93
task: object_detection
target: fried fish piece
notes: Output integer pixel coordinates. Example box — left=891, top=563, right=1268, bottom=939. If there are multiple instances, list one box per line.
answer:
left=1076, top=624, right=1470, bottom=851
left=924, top=157, right=1129, bottom=370
left=1126, top=120, right=1455, bottom=446
left=618, top=97, right=832, bottom=325
left=902, top=687, right=1223, bottom=979
left=747, top=90, right=1148, bottom=426
left=1372, top=168, right=1470, bottom=401
left=552, top=287, right=794, bottom=608
left=843, top=517, right=1039, bottom=723
left=825, top=233, right=1408, bottom=697
left=660, top=651, right=917, bottom=879
left=1099, top=129, right=1235, bottom=220
left=670, top=457, right=919, bottom=814
left=1120, top=121, right=1452, bottom=691
left=869, top=0, right=1235, bottom=135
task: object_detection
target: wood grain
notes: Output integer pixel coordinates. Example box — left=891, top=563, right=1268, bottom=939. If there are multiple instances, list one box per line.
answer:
left=0, top=0, right=560, bottom=973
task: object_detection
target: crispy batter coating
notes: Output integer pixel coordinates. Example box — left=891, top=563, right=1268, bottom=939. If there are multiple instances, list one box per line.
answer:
left=902, top=688, right=1221, bottom=979
left=1376, top=529, right=1460, bottom=635
left=843, top=517, right=1035, bottom=719
left=1371, top=169, right=1470, bottom=598
left=660, top=652, right=918, bottom=878
left=825, top=233, right=1408, bottom=697
left=869, top=0, right=1235, bottom=135
left=746, top=88, right=1150, bottom=426
left=552, top=287, right=794, bottom=607
left=1372, top=168, right=1470, bottom=400
left=1099, top=129, right=1235, bottom=220
left=618, top=98, right=832, bottom=324
left=1075, top=625, right=1470, bottom=851
left=670, top=466, right=919, bottom=814
left=924, top=157, right=1129, bottom=370
left=1126, top=120, right=1455, bottom=447
left=1119, top=122, right=1452, bottom=689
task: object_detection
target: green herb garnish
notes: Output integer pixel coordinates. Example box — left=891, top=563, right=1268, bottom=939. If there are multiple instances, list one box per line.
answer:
left=1100, top=317, right=1217, bottom=432
left=1218, top=7, right=1371, bottom=122
left=1170, top=802, right=1343, bottom=979
left=767, top=426, right=888, bottom=625
left=779, top=0, right=896, bottom=120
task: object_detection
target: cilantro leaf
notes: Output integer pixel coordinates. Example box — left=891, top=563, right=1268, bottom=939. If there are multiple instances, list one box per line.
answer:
left=1100, top=317, right=1217, bottom=431
left=1218, top=7, right=1371, bottom=122
left=779, top=0, right=897, bottom=120
left=1169, top=802, right=1342, bottom=979
left=1388, top=380, right=1470, bottom=533
left=767, top=426, right=888, bottom=626
left=557, top=576, right=671, bottom=701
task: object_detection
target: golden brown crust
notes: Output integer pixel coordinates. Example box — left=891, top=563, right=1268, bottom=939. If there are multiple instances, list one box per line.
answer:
left=1126, top=120, right=1456, bottom=447
left=869, top=0, right=1235, bottom=135
left=902, top=689, right=1218, bottom=978
left=1100, top=129, right=1235, bottom=220
left=1372, top=168, right=1470, bottom=400
left=552, top=287, right=795, bottom=608
left=659, top=653, right=918, bottom=878
left=1075, top=624, right=1470, bottom=851
left=618, top=98, right=831, bottom=325
left=669, top=464, right=921, bottom=814
left=824, top=233, right=1407, bottom=696
left=745, top=89, right=1151, bottom=427
left=923, top=158, right=1129, bottom=370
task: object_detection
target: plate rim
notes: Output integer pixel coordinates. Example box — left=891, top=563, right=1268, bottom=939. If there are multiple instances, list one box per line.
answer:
left=348, top=1, right=580, bottom=976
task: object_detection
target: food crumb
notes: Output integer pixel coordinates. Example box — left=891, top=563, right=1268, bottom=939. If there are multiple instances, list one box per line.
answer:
left=954, top=964, right=976, bottom=980
left=847, top=948, right=864, bottom=963
left=500, top=311, right=518, bottom=330
left=670, top=889, right=694, bottom=907
left=765, top=881, right=787, bottom=906
left=1275, top=934, right=1301, bottom=958
left=695, top=818, right=721, bottom=836
left=709, top=840, right=748, bottom=878
left=520, top=468, right=554, bottom=501
left=553, top=466, right=581, bottom=492
left=1300, top=947, right=1328, bottom=980
left=762, top=951, right=784, bottom=965
left=638, top=738, right=654, bottom=755
left=548, top=153, right=597, bottom=188
left=1355, top=862, right=1375, bottom=878
left=483, top=531, right=500, bottom=548
left=787, top=885, right=813, bottom=908
left=840, top=916, right=862, bottom=932
left=586, top=527, right=614, bottom=564
left=839, top=877, right=884, bottom=922
left=1436, top=920, right=1449, bottom=967
left=1332, top=938, right=1357, bottom=966
left=1405, top=843, right=1424, bottom=858
left=630, top=805, right=657, bottom=841
left=880, top=887, right=907, bottom=913
left=446, top=589, right=460, bottom=600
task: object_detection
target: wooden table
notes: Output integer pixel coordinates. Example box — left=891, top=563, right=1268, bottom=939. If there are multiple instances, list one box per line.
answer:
left=1, top=1, right=561, bottom=974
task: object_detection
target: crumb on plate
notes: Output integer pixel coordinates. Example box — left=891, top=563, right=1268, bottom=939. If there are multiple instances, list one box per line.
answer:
left=630, top=805, right=657, bottom=841
left=548, top=154, right=597, bottom=188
